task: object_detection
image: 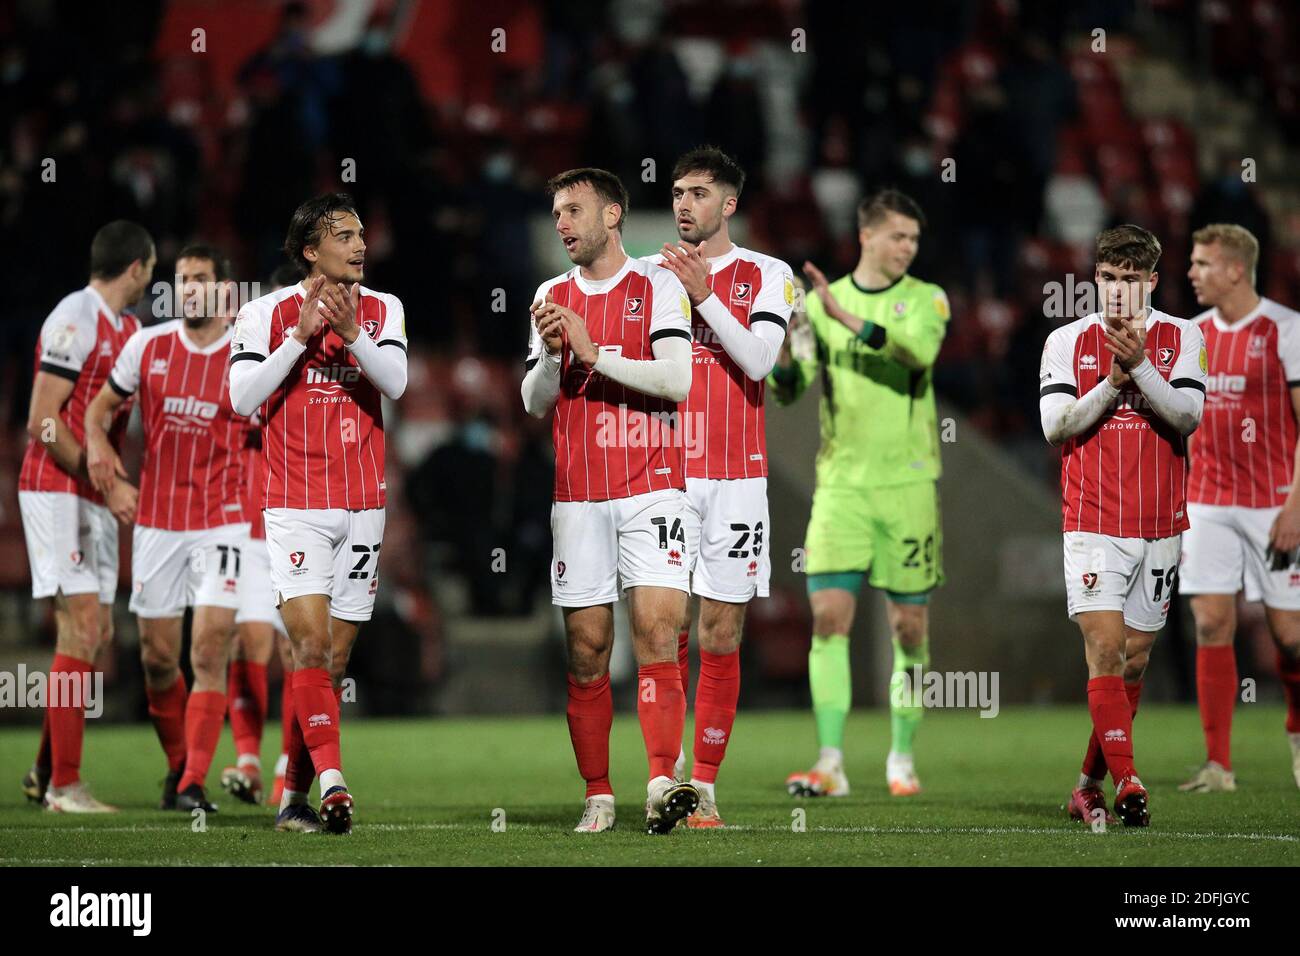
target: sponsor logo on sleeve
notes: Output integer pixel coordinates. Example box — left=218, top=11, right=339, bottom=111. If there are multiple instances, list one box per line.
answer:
left=933, top=290, right=950, bottom=319
left=1199, top=346, right=1208, bottom=374
left=783, top=275, right=794, bottom=306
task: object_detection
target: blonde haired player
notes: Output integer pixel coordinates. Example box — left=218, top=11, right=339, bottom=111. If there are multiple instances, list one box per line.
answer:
left=1180, top=223, right=1300, bottom=792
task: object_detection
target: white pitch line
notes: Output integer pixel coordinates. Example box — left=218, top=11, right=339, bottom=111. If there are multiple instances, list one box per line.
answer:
left=7, top=822, right=1297, bottom=842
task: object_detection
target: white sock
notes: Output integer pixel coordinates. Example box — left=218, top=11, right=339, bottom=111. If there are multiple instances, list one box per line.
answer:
left=320, top=768, right=346, bottom=793
left=690, top=778, right=715, bottom=802
left=237, top=753, right=261, bottom=770
left=1078, top=773, right=1104, bottom=790
left=818, top=746, right=843, bottom=766
left=279, top=788, right=308, bottom=812
left=273, top=753, right=288, bottom=775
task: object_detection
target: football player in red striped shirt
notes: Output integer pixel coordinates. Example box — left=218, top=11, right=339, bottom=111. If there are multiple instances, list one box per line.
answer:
left=18, top=221, right=153, bottom=813
left=522, top=168, right=699, bottom=833
left=85, top=244, right=253, bottom=814
left=645, top=147, right=792, bottom=826
left=229, top=193, right=408, bottom=834
left=1039, top=225, right=1207, bottom=826
left=243, top=263, right=300, bottom=808
left=1180, top=223, right=1300, bottom=792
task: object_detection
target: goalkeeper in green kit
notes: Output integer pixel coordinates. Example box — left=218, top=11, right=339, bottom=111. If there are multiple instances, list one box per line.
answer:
left=771, top=189, right=950, bottom=797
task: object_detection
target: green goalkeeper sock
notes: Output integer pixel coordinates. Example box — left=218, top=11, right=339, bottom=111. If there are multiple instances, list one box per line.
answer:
left=809, top=634, right=851, bottom=751
left=889, top=636, right=929, bottom=756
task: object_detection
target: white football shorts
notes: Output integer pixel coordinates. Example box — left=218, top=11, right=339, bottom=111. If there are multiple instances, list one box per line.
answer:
left=1063, top=530, right=1182, bottom=632
left=19, top=491, right=118, bottom=604
left=130, top=522, right=250, bottom=618
left=264, top=507, right=386, bottom=622
left=1180, top=503, right=1300, bottom=609
left=550, top=488, right=690, bottom=607
left=682, top=476, right=770, bottom=602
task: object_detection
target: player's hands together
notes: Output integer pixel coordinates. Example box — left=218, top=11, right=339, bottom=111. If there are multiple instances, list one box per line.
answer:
left=1269, top=504, right=1300, bottom=556
left=534, top=294, right=597, bottom=364
left=1103, top=318, right=1147, bottom=374
left=659, top=243, right=711, bottom=306
left=320, top=281, right=361, bottom=343
left=531, top=295, right=566, bottom=355
left=292, top=275, right=328, bottom=344
left=107, top=477, right=138, bottom=525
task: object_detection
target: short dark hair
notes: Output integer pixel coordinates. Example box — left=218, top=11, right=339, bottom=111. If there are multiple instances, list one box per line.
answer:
left=89, top=220, right=154, bottom=280
left=1096, top=224, right=1162, bottom=273
left=270, top=263, right=300, bottom=290
left=176, top=242, right=231, bottom=281
left=857, top=189, right=927, bottom=231
left=671, top=146, right=746, bottom=198
left=546, top=168, right=629, bottom=231
left=283, top=192, right=360, bottom=276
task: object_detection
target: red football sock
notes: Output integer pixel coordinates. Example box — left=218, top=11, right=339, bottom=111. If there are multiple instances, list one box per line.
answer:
left=566, top=673, right=613, bottom=798
left=48, top=653, right=93, bottom=788
left=637, top=661, right=686, bottom=781
left=677, top=628, right=690, bottom=700
left=278, top=672, right=294, bottom=764
left=146, top=673, right=189, bottom=772
left=691, top=649, right=740, bottom=784
left=283, top=700, right=313, bottom=793
left=177, top=691, right=227, bottom=792
left=227, top=661, right=268, bottom=761
left=1277, top=648, right=1300, bottom=734
left=1082, top=681, right=1142, bottom=781
left=1087, top=675, right=1135, bottom=786
left=36, top=707, right=52, bottom=774
left=1197, top=645, right=1237, bottom=769
left=293, top=668, right=341, bottom=776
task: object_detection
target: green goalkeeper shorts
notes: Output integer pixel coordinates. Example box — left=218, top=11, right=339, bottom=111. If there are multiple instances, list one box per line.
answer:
left=803, top=480, right=944, bottom=596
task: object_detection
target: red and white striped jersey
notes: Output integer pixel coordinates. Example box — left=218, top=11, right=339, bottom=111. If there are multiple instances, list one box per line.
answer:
left=1189, top=298, right=1300, bottom=508
left=525, top=256, right=692, bottom=502
left=644, top=245, right=793, bottom=479
left=230, top=282, right=407, bottom=511
left=109, top=320, right=252, bottom=531
left=244, top=422, right=266, bottom=540
left=19, top=286, right=140, bottom=503
left=1040, top=310, right=1208, bottom=537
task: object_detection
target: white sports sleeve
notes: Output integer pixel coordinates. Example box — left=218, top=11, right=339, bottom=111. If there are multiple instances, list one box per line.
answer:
left=590, top=268, right=692, bottom=401
left=1128, top=320, right=1206, bottom=436
left=1039, top=324, right=1119, bottom=445
left=228, top=299, right=306, bottom=417
left=108, top=329, right=147, bottom=397
left=694, top=296, right=787, bottom=380
left=345, top=292, right=407, bottom=399
left=521, top=280, right=562, bottom=418
left=1274, top=306, right=1300, bottom=386
left=37, top=295, right=98, bottom=382
left=694, top=257, right=792, bottom=383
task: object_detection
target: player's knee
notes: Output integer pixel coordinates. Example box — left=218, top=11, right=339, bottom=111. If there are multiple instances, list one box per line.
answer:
left=812, top=605, right=852, bottom=636
left=889, top=609, right=927, bottom=647
left=140, top=642, right=178, bottom=684
left=1193, top=615, right=1234, bottom=647
left=1123, top=653, right=1149, bottom=683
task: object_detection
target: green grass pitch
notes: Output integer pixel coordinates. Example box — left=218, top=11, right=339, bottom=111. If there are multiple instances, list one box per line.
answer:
left=2, top=706, right=1297, bottom=866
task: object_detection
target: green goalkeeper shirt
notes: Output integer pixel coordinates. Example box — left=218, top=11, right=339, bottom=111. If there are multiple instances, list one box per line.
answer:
left=768, top=273, right=951, bottom=490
